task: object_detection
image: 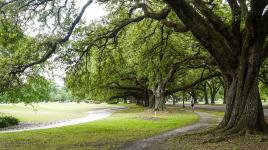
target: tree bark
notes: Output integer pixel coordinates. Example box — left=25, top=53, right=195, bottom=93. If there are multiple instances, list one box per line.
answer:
left=210, top=95, right=215, bottom=104
left=218, top=52, right=268, bottom=133
left=203, top=83, right=209, bottom=104
left=143, top=90, right=149, bottom=107
left=182, top=91, right=186, bottom=108
left=149, top=93, right=155, bottom=108
left=154, top=85, right=166, bottom=111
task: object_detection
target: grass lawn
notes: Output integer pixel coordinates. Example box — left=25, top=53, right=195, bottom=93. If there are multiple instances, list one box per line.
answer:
left=196, top=109, right=225, bottom=117
left=0, top=104, right=198, bottom=150
left=0, top=102, right=118, bottom=122
left=168, top=105, right=225, bottom=118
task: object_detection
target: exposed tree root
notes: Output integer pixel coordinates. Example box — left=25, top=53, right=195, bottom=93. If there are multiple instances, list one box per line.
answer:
left=201, top=127, right=268, bottom=144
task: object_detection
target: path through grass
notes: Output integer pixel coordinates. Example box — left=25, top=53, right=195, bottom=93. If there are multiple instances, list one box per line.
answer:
left=0, top=104, right=198, bottom=150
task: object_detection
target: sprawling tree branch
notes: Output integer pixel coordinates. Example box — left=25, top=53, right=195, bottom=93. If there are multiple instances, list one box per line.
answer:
left=164, top=0, right=238, bottom=73
left=162, top=55, right=205, bottom=88
left=9, top=0, right=93, bottom=75
left=165, top=72, right=221, bottom=95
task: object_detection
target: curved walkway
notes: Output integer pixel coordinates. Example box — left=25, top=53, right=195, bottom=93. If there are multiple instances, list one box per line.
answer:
left=0, top=107, right=125, bottom=133
left=119, top=111, right=218, bottom=150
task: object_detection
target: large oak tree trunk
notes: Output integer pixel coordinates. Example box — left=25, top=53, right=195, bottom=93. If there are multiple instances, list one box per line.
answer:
left=154, top=85, right=166, bottom=111
left=163, top=0, right=268, bottom=133
left=143, top=90, right=149, bottom=107
left=218, top=51, right=268, bottom=133
left=148, top=91, right=155, bottom=108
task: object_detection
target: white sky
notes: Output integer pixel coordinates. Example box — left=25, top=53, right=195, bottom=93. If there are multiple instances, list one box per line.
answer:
left=79, top=0, right=107, bottom=22
left=50, top=0, right=107, bottom=87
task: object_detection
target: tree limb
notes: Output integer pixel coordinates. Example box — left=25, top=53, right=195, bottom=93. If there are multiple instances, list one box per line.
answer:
left=10, top=0, right=93, bottom=75
left=165, top=72, right=221, bottom=95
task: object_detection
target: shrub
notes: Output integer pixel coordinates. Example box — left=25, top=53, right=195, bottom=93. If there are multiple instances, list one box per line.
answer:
left=0, top=113, right=19, bottom=128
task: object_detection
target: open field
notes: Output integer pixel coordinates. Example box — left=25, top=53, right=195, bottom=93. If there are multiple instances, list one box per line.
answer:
left=0, top=104, right=198, bottom=150
left=0, top=102, right=118, bottom=122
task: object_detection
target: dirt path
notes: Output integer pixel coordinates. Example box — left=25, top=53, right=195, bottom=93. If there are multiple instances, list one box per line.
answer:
left=119, top=111, right=218, bottom=150
left=0, top=107, right=125, bottom=133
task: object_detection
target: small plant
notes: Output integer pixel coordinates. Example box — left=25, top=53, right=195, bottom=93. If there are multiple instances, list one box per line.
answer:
left=0, top=113, right=19, bottom=128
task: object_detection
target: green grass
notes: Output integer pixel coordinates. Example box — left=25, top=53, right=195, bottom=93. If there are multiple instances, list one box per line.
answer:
left=196, top=109, right=225, bottom=117
left=0, top=102, right=117, bottom=122
left=0, top=104, right=198, bottom=150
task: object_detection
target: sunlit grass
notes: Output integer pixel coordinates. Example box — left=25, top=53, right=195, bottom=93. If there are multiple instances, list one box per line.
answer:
left=0, top=102, right=118, bottom=122
left=0, top=104, right=198, bottom=150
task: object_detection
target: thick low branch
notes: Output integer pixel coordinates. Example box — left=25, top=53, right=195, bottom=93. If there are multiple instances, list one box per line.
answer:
left=109, top=92, right=142, bottom=101
left=108, top=86, right=144, bottom=92
left=161, top=20, right=188, bottom=32
left=193, top=0, right=231, bottom=40
left=165, top=72, right=221, bottom=95
left=162, top=55, right=205, bottom=88
left=107, top=82, right=145, bottom=92
left=164, top=0, right=238, bottom=73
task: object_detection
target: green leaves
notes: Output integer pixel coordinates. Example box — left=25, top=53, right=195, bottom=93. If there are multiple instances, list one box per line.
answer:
left=0, top=75, right=52, bottom=103
left=65, top=7, right=210, bottom=102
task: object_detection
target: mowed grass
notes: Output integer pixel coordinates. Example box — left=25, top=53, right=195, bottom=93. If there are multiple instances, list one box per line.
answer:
left=196, top=109, right=225, bottom=117
left=0, top=104, right=198, bottom=150
left=0, top=102, right=118, bottom=122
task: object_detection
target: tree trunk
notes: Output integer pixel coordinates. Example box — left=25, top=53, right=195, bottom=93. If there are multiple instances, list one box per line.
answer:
left=171, top=94, right=178, bottom=105
left=218, top=52, right=268, bottom=133
left=204, top=96, right=209, bottom=104
left=203, top=83, right=209, bottom=104
left=182, top=91, right=186, bottom=108
left=149, top=94, right=155, bottom=108
left=210, top=95, right=215, bottom=104
left=143, top=90, right=149, bottom=107
left=193, top=97, right=198, bottom=104
left=154, top=85, right=166, bottom=111
left=123, top=98, right=127, bottom=104
left=136, top=98, right=143, bottom=106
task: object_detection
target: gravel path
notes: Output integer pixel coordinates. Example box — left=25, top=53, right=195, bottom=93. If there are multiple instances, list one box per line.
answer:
left=119, top=111, right=218, bottom=150
left=0, top=107, right=125, bottom=133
